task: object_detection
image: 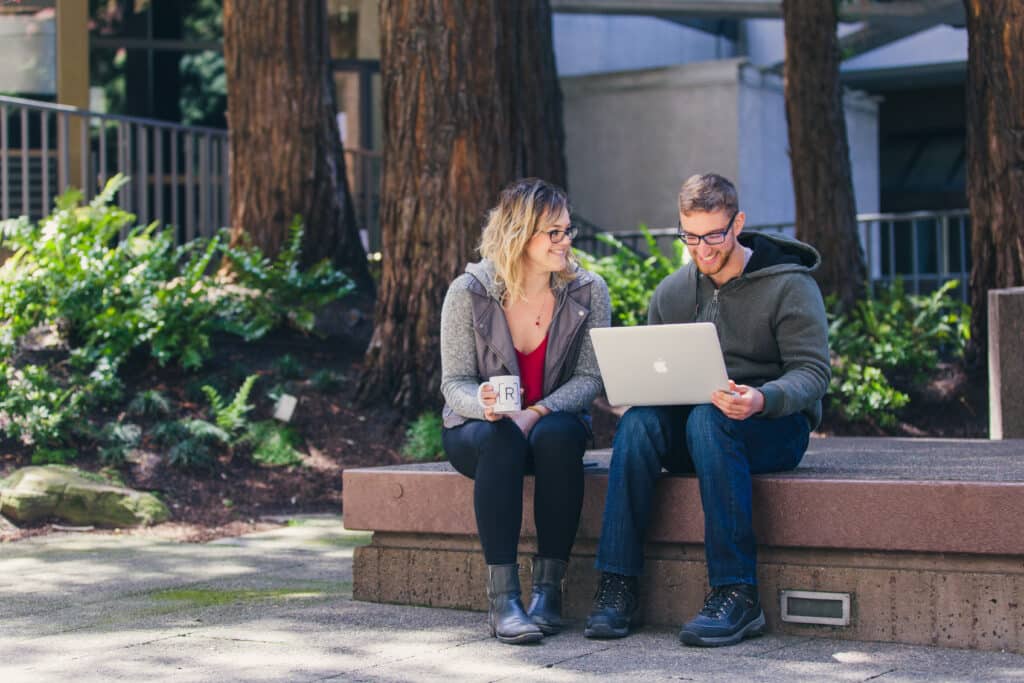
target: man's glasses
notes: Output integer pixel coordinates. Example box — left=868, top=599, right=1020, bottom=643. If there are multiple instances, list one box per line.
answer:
left=539, top=225, right=579, bottom=244
left=677, top=211, right=738, bottom=246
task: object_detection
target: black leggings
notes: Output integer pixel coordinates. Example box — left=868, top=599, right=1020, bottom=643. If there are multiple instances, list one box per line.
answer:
left=443, top=412, right=588, bottom=565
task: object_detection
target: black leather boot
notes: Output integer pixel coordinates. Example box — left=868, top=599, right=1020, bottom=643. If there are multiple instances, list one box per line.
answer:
left=526, top=557, right=568, bottom=635
left=487, top=564, right=544, bottom=644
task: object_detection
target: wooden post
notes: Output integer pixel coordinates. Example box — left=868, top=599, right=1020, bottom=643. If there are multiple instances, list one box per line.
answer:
left=56, top=0, right=90, bottom=193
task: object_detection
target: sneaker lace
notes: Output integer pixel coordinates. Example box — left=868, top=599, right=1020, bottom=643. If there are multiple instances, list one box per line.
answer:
left=699, top=586, right=740, bottom=619
left=594, top=574, right=630, bottom=611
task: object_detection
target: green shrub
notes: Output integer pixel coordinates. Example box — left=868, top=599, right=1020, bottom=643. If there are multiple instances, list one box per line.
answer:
left=98, top=421, right=142, bottom=466
left=310, top=369, right=343, bottom=394
left=127, top=390, right=173, bottom=419
left=202, top=374, right=258, bottom=435
left=402, top=413, right=443, bottom=462
left=273, top=354, right=304, bottom=380
left=575, top=226, right=684, bottom=326
left=0, top=178, right=354, bottom=451
left=827, top=280, right=969, bottom=427
left=243, top=420, right=304, bottom=467
left=219, top=216, right=355, bottom=339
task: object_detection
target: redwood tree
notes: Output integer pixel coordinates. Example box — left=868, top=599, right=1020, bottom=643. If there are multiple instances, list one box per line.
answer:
left=963, top=0, right=1024, bottom=359
left=358, top=1, right=566, bottom=409
left=223, top=0, right=371, bottom=289
left=782, top=0, right=866, bottom=311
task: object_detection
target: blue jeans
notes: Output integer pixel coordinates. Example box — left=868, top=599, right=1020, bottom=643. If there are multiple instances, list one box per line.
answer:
left=595, top=404, right=809, bottom=586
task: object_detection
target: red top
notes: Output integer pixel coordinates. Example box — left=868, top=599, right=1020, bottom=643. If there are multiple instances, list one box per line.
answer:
left=516, top=334, right=548, bottom=408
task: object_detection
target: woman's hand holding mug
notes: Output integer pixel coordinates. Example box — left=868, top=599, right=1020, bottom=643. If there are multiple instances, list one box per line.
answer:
left=477, top=375, right=522, bottom=422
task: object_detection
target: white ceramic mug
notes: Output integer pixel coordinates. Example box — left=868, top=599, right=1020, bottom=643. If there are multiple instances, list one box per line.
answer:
left=477, top=375, right=522, bottom=414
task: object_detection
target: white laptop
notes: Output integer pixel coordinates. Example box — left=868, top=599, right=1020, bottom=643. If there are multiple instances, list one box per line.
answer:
left=590, top=323, right=730, bottom=407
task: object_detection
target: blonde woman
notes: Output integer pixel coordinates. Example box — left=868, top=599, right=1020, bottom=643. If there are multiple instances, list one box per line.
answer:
left=440, top=178, right=611, bottom=644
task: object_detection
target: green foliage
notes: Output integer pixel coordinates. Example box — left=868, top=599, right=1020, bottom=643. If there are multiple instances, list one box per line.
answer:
left=273, top=354, right=305, bottom=380
left=0, top=180, right=353, bottom=452
left=827, top=280, right=970, bottom=427
left=310, top=369, right=343, bottom=394
left=242, top=420, right=305, bottom=467
left=202, top=374, right=259, bottom=435
left=98, top=421, right=142, bottom=466
left=220, top=217, right=355, bottom=340
left=402, top=413, right=444, bottom=462
left=574, top=226, right=684, bottom=326
left=30, top=447, right=76, bottom=465
left=156, top=418, right=229, bottom=471
left=127, top=390, right=173, bottom=419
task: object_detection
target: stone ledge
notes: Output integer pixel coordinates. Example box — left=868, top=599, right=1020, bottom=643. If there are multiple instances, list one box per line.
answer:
left=343, top=437, right=1024, bottom=556
left=343, top=437, right=1024, bottom=653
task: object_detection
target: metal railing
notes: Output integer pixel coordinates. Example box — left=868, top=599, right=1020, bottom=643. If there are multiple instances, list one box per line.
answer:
left=1, top=94, right=228, bottom=242
left=573, top=209, right=972, bottom=301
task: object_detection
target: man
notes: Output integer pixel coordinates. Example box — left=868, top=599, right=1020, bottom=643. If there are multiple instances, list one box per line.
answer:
left=584, top=173, right=831, bottom=647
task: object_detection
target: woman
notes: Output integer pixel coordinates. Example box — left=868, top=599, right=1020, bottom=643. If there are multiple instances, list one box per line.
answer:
left=440, top=178, right=611, bottom=644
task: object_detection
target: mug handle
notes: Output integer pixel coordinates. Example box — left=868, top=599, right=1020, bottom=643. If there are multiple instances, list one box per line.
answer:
left=476, top=382, right=493, bottom=409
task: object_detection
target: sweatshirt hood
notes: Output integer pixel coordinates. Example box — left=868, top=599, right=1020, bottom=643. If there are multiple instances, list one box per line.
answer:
left=738, top=232, right=821, bottom=278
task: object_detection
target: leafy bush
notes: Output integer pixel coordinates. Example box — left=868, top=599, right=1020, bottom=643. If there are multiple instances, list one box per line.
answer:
left=310, top=369, right=343, bottom=394
left=575, top=226, right=684, bottom=326
left=98, top=421, right=142, bottom=466
left=827, top=280, right=970, bottom=427
left=273, top=354, right=304, bottom=380
left=127, top=390, right=173, bottom=419
left=202, top=374, right=258, bottom=435
left=242, top=420, right=304, bottom=467
left=402, top=413, right=443, bottom=462
left=0, top=179, right=354, bottom=452
left=219, top=216, right=355, bottom=339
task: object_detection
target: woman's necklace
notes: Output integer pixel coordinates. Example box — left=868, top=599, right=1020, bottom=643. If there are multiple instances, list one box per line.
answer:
left=533, top=290, right=551, bottom=327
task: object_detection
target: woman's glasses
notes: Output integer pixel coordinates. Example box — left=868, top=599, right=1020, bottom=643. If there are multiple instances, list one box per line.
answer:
left=538, top=225, right=579, bottom=244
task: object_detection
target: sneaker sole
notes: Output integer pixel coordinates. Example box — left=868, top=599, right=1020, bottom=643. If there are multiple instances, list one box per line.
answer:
left=583, top=616, right=639, bottom=639
left=678, top=611, right=766, bottom=648
left=495, top=631, right=544, bottom=644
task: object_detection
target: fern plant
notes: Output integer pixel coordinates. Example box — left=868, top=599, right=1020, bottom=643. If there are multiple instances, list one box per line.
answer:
left=201, top=374, right=258, bottom=435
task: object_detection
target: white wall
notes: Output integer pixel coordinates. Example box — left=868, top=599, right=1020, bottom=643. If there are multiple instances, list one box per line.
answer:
left=553, top=14, right=735, bottom=77
left=562, top=59, right=879, bottom=233
left=562, top=60, right=742, bottom=230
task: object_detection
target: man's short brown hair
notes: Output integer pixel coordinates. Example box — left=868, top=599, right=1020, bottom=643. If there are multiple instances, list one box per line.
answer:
left=678, top=173, right=739, bottom=215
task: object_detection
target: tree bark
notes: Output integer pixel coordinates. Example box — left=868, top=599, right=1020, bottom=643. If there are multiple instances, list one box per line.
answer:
left=963, top=0, right=1024, bottom=362
left=782, top=0, right=865, bottom=311
left=358, top=0, right=566, bottom=410
left=223, top=0, right=371, bottom=290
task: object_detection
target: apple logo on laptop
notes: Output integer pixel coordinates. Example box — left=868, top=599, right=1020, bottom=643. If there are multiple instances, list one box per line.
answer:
left=653, top=358, right=668, bottom=374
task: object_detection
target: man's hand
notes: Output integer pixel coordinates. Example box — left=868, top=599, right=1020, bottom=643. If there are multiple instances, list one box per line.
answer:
left=711, top=380, right=764, bottom=420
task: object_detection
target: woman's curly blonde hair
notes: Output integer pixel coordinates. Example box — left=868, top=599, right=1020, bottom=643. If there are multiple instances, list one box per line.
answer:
left=478, top=178, right=577, bottom=304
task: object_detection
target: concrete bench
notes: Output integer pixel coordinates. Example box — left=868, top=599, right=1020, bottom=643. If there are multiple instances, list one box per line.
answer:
left=343, top=436, right=1024, bottom=653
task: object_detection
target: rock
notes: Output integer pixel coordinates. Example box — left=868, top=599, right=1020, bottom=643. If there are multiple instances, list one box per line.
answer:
left=0, top=465, right=170, bottom=527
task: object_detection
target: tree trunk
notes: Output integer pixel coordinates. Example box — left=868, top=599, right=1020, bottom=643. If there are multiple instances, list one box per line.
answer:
left=963, top=0, right=1024, bottom=362
left=223, top=0, right=371, bottom=290
left=358, top=0, right=567, bottom=410
left=782, top=0, right=865, bottom=311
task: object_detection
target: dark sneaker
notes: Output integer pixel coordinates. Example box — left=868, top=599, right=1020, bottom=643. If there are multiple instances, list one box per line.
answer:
left=678, top=583, right=766, bottom=647
left=584, top=572, right=639, bottom=639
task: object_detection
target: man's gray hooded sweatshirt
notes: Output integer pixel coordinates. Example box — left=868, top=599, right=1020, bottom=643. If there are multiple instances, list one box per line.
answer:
left=440, top=259, right=611, bottom=429
left=648, top=231, right=831, bottom=429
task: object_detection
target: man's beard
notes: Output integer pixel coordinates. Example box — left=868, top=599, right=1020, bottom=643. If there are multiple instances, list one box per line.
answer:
left=694, top=241, right=735, bottom=277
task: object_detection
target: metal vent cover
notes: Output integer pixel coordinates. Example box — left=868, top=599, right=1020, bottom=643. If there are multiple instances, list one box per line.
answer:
left=779, top=590, right=851, bottom=626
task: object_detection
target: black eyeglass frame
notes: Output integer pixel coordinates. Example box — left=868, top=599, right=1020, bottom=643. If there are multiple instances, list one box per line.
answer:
left=538, top=225, right=579, bottom=244
left=677, top=210, right=739, bottom=246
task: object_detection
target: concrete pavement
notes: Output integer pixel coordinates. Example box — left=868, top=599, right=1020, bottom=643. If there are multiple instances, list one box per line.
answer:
left=2, top=515, right=1023, bottom=682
